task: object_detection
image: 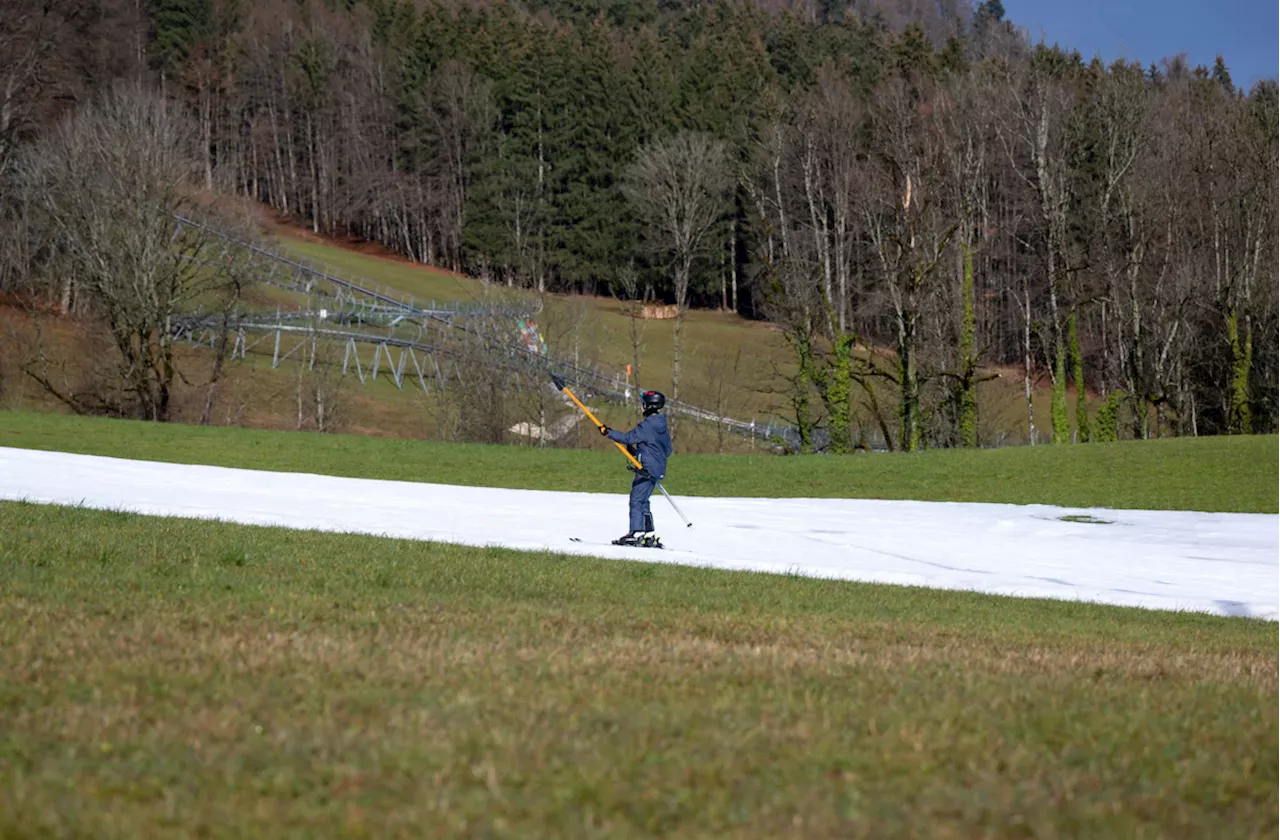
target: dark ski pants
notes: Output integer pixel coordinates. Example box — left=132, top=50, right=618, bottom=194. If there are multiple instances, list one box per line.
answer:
left=629, top=473, right=657, bottom=533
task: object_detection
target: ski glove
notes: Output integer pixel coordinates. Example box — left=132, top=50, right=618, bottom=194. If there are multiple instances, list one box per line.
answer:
left=599, top=425, right=611, bottom=436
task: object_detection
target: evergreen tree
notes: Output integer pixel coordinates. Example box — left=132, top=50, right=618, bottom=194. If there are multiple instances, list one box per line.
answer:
left=148, top=0, right=212, bottom=76
left=891, top=23, right=936, bottom=79
left=547, top=24, right=636, bottom=291
left=938, top=35, right=967, bottom=76
left=1210, top=55, right=1234, bottom=95
left=464, top=19, right=558, bottom=288
left=975, top=0, right=1005, bottom=23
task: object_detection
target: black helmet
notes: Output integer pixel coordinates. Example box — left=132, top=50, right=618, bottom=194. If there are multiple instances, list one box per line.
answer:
left=641, top=390, right=666, bottom=415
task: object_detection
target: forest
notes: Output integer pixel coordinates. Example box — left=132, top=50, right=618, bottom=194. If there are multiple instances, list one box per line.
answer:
left=1, top=0, right=1276, bottom=450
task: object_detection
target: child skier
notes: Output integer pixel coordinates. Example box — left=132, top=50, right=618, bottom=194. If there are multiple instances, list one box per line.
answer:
left=600, top=390, right=671, bottom=548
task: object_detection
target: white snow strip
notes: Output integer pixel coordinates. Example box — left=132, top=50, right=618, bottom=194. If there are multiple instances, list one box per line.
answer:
left=1, top=446, right=1276, bottom=620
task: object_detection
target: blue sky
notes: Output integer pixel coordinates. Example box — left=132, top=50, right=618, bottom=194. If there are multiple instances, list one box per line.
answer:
left=1001, top=0, right=1278, bottom=88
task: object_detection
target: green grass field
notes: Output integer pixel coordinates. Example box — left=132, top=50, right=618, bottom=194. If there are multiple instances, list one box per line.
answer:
left=1, top=501, right=1275, bottom=838
left=1, top=413, right=1276, bottom=836
left=276, top=235, right=478, bottom=306
left=1, top=410, right=1276, bottom=512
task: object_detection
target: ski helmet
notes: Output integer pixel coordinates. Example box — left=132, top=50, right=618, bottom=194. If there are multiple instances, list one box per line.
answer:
left=641, top=390, right=666, bottom=415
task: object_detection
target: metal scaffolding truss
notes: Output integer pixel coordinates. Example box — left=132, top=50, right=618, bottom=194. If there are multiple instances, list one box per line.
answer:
left=182, top=314, right=800, bottom=449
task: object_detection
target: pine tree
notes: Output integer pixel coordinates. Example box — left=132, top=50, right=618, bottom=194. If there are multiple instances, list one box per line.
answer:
left=1210, top=55, right=1234, bottom=95
left=546, top=23, right=634, bottom=291
left=938, top=35, right=967, bottom=76
left=148, top=0, right=212, bottom=77
left=891, top=23, right=936, bottom=79
left=464, top=18, right=556, bottom=288
left=975, top=0, right=1006, bottom=23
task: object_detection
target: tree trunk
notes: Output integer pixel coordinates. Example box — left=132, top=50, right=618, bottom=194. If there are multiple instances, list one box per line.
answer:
left=958, top=244, right=978, bottom=447
left=721, top=230, right=729, bottom=310
left=1023, top=278, right=1036, bottom=445
left=156, top=314, right=174, bottom=422
left=826, top=333, right=853, bottom=454
left=201, top=313, right=231, bottom=425
left=1031, top=94, right=1069, bottom=445
left=307, top=114, right=319, bottom=233
left=802, top=136, right=836, bottom=337
left=899, top=311, right=919, bottom=452
left=730, top=212, right=739, bottom=313
left=1227, top=309, right=1253, bottom=434
left=201, top=85, right=214, bottom=191
left=1069, top=311, right=1089, bottom=442
left=792, top=329, right=815, bottom=453
left=670, top=261, right=691, bottom=443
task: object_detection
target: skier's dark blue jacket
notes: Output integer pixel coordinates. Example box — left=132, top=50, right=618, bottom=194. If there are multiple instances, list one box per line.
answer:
left=607, top=413, right=671, bottom=478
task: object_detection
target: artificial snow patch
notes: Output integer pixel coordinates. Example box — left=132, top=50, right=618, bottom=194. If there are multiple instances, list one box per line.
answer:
left=1, top=446, right=1276, bottom=620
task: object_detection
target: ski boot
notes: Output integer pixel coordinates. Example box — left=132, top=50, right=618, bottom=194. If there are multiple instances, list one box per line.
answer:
left=612, top=532, right=644, bottom=547
left=641, top=532, right=663, bottom=549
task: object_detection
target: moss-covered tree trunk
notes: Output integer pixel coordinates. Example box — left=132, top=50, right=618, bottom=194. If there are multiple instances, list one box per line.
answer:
left=1131, top=392, right=1149, bottom=440
left=1069, top=311, right=1089, bottom=442
left=1094, top=390, right=1123, bottom=442
left=1226, top=309, right=1253, bottom=434
left=821, top=334, right=854, bottom=454
left=1050, top=338, right=1069, bottom=444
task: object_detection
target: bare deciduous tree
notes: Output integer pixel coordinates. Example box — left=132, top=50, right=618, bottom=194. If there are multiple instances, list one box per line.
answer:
left=994, top=51, right=1082, bottom=444
left=937, top=70, right=999, bottom=447
left=15, top=83, right=256, bottom=421
left=625, top=130, right=732, bottom=442
left=612, top=262, right=648, bottom=403
left=866, top=77, right=959, bottom=452
left=295, top=331, right=349, bottom=434
left=699, top=346, right=750, bottom=454
left=798, top=66, right=864, bottom=336
left=0, top=0, right=97, bottom=176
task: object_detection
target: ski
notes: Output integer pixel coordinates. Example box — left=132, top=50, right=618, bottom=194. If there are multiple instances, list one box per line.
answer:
left=569, top=537, right=688, bottom=554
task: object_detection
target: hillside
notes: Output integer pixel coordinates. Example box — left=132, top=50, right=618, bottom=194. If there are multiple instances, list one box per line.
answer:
left=0, top=208, right=1119, bottom=454
left=272, top=221, right=1112, bottom=445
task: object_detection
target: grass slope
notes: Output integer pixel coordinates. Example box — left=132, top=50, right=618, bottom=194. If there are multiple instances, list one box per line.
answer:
left=277, top=235, right=477, bottom=305
left=271, top=228, right=1085, bottom=448
left=276, top=229, right=797, bottom=429
left=1, top=410, right=1276, bottom=512
left=1, top=501, right=1275, bottom=838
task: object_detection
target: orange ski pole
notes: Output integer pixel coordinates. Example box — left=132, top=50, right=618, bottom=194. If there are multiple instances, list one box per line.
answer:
left=551, top=372, right=691, bottom=527
left=554, top=377, right=644, bottom=471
